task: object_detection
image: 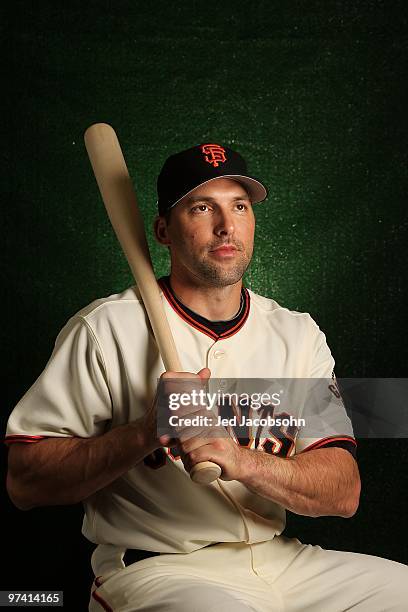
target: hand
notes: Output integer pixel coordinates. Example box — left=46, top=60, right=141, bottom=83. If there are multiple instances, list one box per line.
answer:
left=142, top=367, right=211, bottom=451
left=143, top=367, right=249, bottom=482
left=177, top=434, right=249, bottom=482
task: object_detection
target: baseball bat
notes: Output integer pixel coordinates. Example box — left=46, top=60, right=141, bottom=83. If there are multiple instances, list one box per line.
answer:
left=83, top=123, right=222, bottom=485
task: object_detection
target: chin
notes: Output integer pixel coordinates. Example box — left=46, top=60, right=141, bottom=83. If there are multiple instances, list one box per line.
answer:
left=199, top=268, right=246, bottom=288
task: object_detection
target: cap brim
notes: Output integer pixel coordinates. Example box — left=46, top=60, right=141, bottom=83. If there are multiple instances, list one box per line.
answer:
left=222, top=175, right=268, bottom=204
left=169, top=174, right=268, bottom=210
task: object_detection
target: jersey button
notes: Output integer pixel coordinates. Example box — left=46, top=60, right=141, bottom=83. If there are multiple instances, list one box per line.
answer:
left=213, top=350, right=226, bottom=359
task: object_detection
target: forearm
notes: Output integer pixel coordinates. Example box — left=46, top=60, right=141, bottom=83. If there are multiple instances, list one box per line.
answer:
left=239, top=447, right=361, bottom=518
left=7, top=419, right=156, bottom=510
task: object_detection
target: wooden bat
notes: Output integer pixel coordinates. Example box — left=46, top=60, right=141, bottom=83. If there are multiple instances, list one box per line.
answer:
left=83, top=123, right=222, bottom=485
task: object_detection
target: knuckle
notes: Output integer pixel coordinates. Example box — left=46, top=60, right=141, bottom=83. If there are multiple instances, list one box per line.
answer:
left=161, top=371, right=176, bottom=380
left=213, top=438, right=225, bottom=450
left=188, top=451, right=197, bottom=464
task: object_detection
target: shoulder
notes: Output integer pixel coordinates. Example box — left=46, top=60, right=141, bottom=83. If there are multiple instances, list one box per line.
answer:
left=74, top=285, right=144, bottom=320
left=56, top=285, right=148, bottom=341
left=247, top=289, right=332, bottom=373
left=247, top=288, right=317, bottom=329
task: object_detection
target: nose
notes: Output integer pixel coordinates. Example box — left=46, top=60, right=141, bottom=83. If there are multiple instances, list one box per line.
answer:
left=213, top=208, right=235, bottom=238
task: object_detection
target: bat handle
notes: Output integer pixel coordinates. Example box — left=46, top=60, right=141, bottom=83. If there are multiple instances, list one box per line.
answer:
left=188, top=379, right=222, bottom=484
left=190, top=461, right=222, bottom=484
left=162, top=362, right=222, bottom=485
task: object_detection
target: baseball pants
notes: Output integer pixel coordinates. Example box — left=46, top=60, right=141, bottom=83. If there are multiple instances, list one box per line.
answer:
left=89, top=536, right=408, bottom=611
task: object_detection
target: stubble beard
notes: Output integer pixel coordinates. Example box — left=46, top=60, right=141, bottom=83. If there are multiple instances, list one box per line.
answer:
left=186, top=244, right=253, bottom=288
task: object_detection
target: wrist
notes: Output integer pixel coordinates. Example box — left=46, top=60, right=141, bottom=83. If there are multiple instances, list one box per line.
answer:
left=236, top=446, right=258, bottom=484
left=128, top=417, right=160, bottom=456
left=238, top=448, right=279, bottom=491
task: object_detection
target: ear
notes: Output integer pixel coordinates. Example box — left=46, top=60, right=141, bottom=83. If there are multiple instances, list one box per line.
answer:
left=153, top=216, right=171, bottom=246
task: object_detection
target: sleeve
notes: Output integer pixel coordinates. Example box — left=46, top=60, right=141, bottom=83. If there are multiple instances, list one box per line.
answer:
left=5, top=316, right=113, bottom=446
left=295, top=315, right=357, bottom=459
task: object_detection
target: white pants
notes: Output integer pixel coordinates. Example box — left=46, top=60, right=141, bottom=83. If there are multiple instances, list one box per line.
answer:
left=89, top=536, right=408, bottom=611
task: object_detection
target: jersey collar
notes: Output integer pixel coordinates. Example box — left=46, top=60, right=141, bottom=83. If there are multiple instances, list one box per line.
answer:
left=158, top=276, right=250, bottom=341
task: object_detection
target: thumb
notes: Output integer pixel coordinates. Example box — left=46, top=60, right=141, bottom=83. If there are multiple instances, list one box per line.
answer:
left=197, top=367, right=211, bottom=380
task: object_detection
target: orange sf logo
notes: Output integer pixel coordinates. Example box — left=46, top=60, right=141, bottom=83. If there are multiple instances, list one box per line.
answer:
left=201, top=144, right=227, bottom=168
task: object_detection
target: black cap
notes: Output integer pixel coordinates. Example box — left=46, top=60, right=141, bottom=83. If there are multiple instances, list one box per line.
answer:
left=157, top=143, right=268, bottom=216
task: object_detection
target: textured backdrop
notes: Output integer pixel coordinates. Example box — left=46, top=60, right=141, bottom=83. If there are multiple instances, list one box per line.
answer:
left=3, top=1, right=407, bottom=608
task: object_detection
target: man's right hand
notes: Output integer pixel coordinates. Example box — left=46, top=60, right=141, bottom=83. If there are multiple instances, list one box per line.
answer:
left=142, top=367, right=212, bottom=451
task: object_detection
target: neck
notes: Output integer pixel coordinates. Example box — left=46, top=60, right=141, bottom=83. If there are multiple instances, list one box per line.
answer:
left=168, top=273, right=243, bottom=321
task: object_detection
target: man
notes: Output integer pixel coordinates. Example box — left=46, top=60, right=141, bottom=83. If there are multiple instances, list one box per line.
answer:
left=5, top=143, right=408, bottom=611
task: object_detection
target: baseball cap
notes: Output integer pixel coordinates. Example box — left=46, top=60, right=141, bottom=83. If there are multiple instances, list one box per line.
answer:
left=157, top=143, right=268, bottom=216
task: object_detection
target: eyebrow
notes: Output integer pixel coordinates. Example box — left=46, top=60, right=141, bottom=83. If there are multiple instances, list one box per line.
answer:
left=188, top=195, right=251, bottom=204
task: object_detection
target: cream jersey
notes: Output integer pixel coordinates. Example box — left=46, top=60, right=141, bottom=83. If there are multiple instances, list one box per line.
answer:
left=5, top=285, right=356, bottom=553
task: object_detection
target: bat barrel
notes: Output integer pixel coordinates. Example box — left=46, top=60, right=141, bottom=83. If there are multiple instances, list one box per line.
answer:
left=84, top=124, right=181, bottom=372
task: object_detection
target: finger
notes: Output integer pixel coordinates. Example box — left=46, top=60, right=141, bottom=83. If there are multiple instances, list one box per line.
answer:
left=177, top=432, right=227, bottom=455
left=197, top=367, right=211, bottom=380
left=172, top=416, right=226, bottom=443
left=159, top=374, right=206, bottom=399
left=183, top=441, right=224, bottom=470
left=158, top=433, right=176, bottom=446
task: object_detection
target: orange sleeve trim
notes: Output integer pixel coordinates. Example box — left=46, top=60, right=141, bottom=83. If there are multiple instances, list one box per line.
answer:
left=92, top=590, right=113, bottom=612
left=4, top=434, right=50, bottom=446
left=301, top=435, right=357, bottom=453
left=4, top=434, right=78, bottom=446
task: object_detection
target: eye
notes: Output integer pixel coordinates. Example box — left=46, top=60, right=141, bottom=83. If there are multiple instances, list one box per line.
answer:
left=235, top=202, right=249, bottom=211
left=191, top=204, right=210, bottom=213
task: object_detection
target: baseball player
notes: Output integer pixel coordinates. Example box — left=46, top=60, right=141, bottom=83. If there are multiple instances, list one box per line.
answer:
left=5, top=143, right=408, bottom=611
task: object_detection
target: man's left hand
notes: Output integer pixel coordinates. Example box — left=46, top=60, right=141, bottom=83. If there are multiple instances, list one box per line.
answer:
left=176, top=434, right=249, bottom=481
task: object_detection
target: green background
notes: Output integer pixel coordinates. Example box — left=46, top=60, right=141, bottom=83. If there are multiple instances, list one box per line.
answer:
left=3, top=1, right=407, bottom=608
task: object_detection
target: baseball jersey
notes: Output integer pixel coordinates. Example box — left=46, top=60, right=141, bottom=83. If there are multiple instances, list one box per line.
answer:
left=5, top=282, right=356, bottom=553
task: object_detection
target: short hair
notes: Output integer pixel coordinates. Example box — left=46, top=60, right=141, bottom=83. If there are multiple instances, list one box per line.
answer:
left=162, top=208, right=172, bottom=225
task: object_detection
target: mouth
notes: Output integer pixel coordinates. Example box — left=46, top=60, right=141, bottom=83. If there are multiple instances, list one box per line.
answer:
left=209, top=245, right=238, bottom=257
